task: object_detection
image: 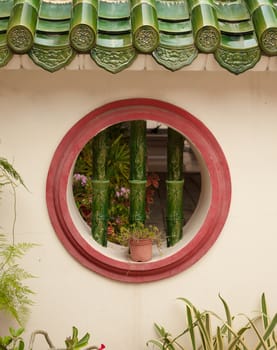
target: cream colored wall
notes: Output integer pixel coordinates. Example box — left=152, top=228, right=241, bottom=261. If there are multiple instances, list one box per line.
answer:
left=0, top=70, right=276, bottom=349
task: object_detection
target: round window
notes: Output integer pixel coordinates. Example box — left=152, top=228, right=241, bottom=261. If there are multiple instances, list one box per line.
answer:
left=46, top=99, right=231, bottom=282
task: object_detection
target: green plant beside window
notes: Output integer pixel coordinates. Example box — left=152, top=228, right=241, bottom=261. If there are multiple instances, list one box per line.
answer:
left=0, top=157, right=35, bottom=325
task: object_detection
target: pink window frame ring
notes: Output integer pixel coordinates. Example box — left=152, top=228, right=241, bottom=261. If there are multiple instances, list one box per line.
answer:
left=46, top=98, right=231, bottom=283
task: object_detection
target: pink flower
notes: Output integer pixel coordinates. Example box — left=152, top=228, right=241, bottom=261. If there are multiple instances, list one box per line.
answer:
left=98, top=344, right=106, bottom=350
left=73, top=173, right=87, bottom=186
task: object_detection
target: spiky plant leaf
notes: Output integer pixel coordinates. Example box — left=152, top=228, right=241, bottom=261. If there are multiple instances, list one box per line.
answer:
left=0, top=158, right=26, bottom=189
left=218, top=294, right=233, bottom=343
left=261, top=293, right=272, bottom=348
left=257, top=314, right=277, bottom=350
left=216, top=326, right=224, bottom=350
left=186, top=305, right=196, bottom=350
left=261, top=294, right=269, bottom=330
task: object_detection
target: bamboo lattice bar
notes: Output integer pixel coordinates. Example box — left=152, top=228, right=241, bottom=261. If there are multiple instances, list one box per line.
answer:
left=166, top=128, right=184, bottom=246
left=129, top=120, right=147, bottom=224
left=91, top=130, right=109, bottom=246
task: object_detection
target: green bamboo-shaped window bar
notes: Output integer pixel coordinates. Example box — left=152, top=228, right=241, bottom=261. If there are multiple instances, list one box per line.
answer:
left=91, top=130, right=109, bottom=247
left=129, top=121, right=147, bottom=224
left=166, top=128, right=185, bottom=247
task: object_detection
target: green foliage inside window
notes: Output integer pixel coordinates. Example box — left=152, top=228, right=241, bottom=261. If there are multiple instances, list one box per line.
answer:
left=72, top=123, right=160, bottom=245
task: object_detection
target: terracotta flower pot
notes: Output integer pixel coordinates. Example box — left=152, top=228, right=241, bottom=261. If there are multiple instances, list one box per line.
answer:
left=129, top=238, right=152, bottom=262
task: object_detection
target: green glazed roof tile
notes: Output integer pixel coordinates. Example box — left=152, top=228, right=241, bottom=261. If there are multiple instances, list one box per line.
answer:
left=153, top=28, right=197, bottom=71
left=219, top=20, right=254, bottom=34
left=0, top=32, right=7, bottom=45
left=153, top=45, right=197, bottom=69
left=159, top=32, right=194, bottom=47
left=29, top=43, right=74, bottom=71
left=215, top=45, right=261, bottom=74
left=158, top=20, right=192, bottom=34
left=220, top=33, right=258, bottom=50
left=156, top=0, right=189, bottom=21
left=246, top=0, right=274, bottom=14
left=189, top=0, right=213, bottom=10
left=96, top=32, right=133, bottom=48
left=0, top=46, right=12, bottom=67
left=37, top=19, right=70, bottom=33
left=7, top=0, right=39, bottom=53
left=34, top=32, right=70, bottom=47
left=98, top=0, right=130, bottom=19
left=131, top=0, right=160, bottom=53
left=70, top=0, right=98, bottom=52
left=154, top=0, right=195, bottom=71
left=214, top=2, right=250, bottom=22
left=91, top=45, right=136, bottom=72
left=191, top=3, right=221, bottom=53
left=39, top=2, right=72, bottom=20
left=0, top=18, right=9, bottom=32
left=0, top=0, right=13, bottom=18
left=98, top=18, right=131, bottom=33
left=254, top=5, right=277, bottom=55
left=1, top=0, right=277, bottom=73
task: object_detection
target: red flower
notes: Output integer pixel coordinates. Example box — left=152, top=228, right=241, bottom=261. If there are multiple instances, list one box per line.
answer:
left=107, top=224, right=115, bottom=236
left=147, top=173, right=160, bottom=188
left=98, top=344, right=106, bottom=350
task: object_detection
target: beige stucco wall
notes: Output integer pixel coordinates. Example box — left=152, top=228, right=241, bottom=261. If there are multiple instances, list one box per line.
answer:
left=0, top=69, right=276, bottom=349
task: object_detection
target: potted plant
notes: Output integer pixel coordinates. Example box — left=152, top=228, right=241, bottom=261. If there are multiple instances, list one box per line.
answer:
left=118, top=222, right=162, bottom=262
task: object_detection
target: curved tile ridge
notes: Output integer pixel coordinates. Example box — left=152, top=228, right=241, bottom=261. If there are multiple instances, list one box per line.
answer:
left=0, top=0, right=277, bottom=73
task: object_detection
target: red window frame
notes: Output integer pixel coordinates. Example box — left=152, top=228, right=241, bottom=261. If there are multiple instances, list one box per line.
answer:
left=46, top=99, right=231, bottom=283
